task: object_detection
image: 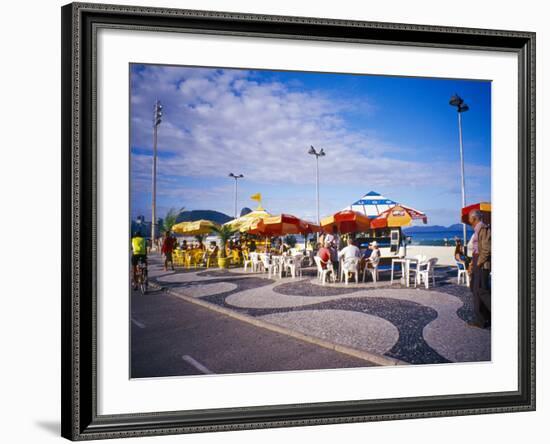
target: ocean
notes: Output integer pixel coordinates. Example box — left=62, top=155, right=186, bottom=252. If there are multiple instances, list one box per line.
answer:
left=405, top=230, right=473, bottom=246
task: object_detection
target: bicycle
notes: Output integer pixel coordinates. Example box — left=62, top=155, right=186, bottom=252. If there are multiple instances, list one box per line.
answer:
left=135, top=259, right=148, bottom=295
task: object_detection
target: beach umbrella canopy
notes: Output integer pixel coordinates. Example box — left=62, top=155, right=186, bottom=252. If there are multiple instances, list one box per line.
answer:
left=241, top=214, right=320, bottom=237
left=371, top=205, right=428, bottom=228
left=461, top=202, right=491, bottom=225
left=172, top=219, right=219, bottom=236
left=303, top=221, right=322, bottom=234
left=343, top=191, right=398, bottom=218
left=249, top=214, right=311, bottom=236
left=224, top=207, right=271, bottom=232
left=321, top=210, right=371, bottom=234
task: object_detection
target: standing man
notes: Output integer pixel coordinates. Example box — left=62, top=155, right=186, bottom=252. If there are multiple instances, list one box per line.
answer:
left=161, top=231, right=176, bottom=271
left=325, top=225, right=339, bottom=249
left=468, top=209, right=491, bottom=328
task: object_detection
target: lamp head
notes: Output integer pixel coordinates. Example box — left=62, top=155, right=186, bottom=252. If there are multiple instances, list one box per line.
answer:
left=308, top=146, right=316, bottom=155
left=458, top=104, right=469, bottom=113
left=319, top=148, right=326, bottom=157
left=449, top=94, right=464, bottom=107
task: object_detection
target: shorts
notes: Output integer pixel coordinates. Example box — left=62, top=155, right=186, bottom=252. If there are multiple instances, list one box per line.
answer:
left=132, top=254, right=147, bottom=266
left=164, top=251, right=173, bottom=261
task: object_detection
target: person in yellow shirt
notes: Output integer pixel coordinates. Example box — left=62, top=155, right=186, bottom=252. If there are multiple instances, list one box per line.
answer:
left=131, top=232, right=147, bottom=290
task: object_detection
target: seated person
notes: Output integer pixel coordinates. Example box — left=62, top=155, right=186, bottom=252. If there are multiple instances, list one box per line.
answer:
left=338, top=237, right=361, bottom=262
left=364, top=241, right=381, bottom=269
left=317, top=240, right=333, bottom=269
left=338, top=237, right=360, bottom=280
left=454, top=238, right=466, bottom=262
left=207, top=241, right=218, bottom=256
left=279, top=242, right=289, bottom=255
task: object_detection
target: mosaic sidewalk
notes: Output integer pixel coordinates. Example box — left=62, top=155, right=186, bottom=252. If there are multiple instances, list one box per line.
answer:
left=147, top=256, right=491, bottom=366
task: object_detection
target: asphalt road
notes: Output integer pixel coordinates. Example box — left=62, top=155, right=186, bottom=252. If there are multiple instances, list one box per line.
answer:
left=131, top=288, right=374, bottom=378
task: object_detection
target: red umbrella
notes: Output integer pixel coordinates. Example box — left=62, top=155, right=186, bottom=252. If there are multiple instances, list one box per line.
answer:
left=461, top=202, right=491, bottom=225
left=248, top=214, right=316, bottom=236
left=303, top=221, right=322, bottom=234
left=320, top=210, right=371, bottom=234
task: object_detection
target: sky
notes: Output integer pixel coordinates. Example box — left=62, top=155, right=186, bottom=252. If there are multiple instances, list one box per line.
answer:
left=130, top=64, right=491, bottom=226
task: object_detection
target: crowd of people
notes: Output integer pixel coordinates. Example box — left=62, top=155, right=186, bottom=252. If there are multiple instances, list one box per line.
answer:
left=316, top=230, right=380, bottom=280
left=157, top=232, right=249, bottom=270
left=133, top=212, right=491, bottom=330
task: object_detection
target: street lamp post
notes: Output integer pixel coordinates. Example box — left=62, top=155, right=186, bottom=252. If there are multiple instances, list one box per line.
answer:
left=449, top=94, right=469, bottom=248
left=151, top=100, right=162, bottom=250
left=229, top=173, right=244, bottom=218
left=308, top=146, right=326, bottom=230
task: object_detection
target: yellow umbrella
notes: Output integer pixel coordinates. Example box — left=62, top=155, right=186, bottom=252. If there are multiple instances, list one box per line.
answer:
left=172, top=219, right=219, bottom=236
left=224, top=207, right=270, bottom=232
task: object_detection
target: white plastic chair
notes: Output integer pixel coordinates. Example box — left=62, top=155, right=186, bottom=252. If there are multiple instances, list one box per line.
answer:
left=456, top=260, right=470, bottom=286
left=285, top=254, right=303, bottom=278
left=341, top=257, right=360, bottom=284
left=247, top=252, right=262, bottom=272
left=301, top=249, right=314, bottom=267
left=261, top=254, right=279, bottom=278
left=243, top=251, right=253, bottom=272
left=314, top=256, right=335, bottom=284
left=362, top=262, right=379, bottom=283
left=362, top=254, right=380, bottom=283
left=415, top=258, right=438, bottom=289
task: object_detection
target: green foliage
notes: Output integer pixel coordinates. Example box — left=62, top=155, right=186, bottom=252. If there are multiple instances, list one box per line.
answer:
left=211, top=225, right=236, bottom=258
left=163, top=208, right=178, bottom=233
left=284, top=234, right=297, bottom=248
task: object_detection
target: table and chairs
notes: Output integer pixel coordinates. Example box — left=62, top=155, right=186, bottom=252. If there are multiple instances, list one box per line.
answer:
left=254, top=252, right=305, bottom=279
left=390, top=255, right=438, bottom=289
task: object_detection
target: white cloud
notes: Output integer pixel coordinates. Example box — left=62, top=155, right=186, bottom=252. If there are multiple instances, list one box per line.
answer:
left=130, top=65, right=490, bottom=223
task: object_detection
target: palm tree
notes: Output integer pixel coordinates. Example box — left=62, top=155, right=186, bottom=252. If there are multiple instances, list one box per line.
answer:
left=211, top=225, right=236, bottom=258
left=162, top=207, right=180, bottom=233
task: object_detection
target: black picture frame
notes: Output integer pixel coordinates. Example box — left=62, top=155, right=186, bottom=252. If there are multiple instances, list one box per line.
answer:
left=61, top=2, right=536, bottom=440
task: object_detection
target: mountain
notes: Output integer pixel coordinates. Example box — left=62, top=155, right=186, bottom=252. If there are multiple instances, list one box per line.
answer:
left=240, top=207, right=252, bottom=217
left=175, top=209, right=232, bottom=225
left=403, top=223, right=473, bottom=233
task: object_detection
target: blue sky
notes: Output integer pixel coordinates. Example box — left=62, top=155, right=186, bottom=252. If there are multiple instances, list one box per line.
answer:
left=130, top=64, right=491, bottom=226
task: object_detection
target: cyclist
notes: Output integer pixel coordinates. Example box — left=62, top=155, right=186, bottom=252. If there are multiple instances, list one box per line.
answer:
left=131, top=232, right=147, bottom=290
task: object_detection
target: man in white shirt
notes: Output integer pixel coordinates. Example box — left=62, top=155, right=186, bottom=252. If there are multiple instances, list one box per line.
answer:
left=338, top=237, right=361, bottom=262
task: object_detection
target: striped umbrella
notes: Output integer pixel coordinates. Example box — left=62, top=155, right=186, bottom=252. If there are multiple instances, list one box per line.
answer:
left=371, top=205, right=428, bottom=228
left=343, top=191, right=398, bottom=218
left=321, top=210, right=371, bottom=234
left=461, top=202, right=491, bottom=225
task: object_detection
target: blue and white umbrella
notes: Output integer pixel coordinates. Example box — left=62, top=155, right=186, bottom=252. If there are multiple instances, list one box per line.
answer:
left=343, top=191, right=398, bottom=218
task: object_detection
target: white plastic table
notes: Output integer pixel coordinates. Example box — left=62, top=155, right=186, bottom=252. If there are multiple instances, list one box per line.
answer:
left=390, top=257, right=419, bottom=287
